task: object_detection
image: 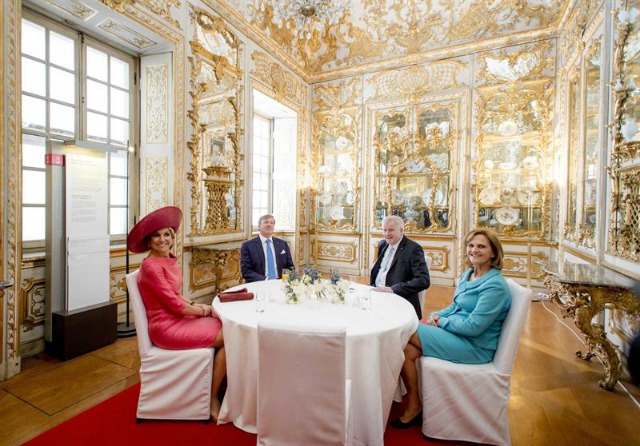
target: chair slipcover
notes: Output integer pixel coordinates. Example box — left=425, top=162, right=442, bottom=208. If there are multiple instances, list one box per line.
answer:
left=126, top=270, right=214, bottom=421
left=419, top=279, right=531, bottom=445
left=257, top=320, right=353, bottom=446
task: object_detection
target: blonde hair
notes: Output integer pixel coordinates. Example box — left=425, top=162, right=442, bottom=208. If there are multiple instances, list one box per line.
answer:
left=258, top=214, right=275, bottom=226
left=464, top=228, right=504, bottom=270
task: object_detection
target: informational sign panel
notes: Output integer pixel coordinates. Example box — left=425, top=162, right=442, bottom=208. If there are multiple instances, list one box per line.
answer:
left=64, top=151, right=110, bottom=311
left=65, top=152, right=108, bottom=235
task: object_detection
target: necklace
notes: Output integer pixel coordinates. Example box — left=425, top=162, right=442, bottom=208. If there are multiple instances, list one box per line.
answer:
left=471, top=269, right=488, bottom=281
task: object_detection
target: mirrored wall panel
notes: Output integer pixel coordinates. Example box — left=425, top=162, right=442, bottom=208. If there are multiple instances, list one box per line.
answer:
left=372, top=102, right=456, bottom=233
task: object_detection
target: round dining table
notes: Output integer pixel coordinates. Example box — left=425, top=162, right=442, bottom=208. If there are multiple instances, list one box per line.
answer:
left=212, top=279, right=418, bottom=446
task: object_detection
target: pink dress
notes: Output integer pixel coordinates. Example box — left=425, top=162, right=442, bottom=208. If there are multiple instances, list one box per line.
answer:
left=137, top=254, right=221, bottom=350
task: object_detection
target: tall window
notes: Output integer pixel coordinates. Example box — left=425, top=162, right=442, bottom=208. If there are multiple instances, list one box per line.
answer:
left=252, top=114, right=271, bottom=225
left=251, top=89, right=297, bottom=230
left=21, top=11, right=136, bottom=247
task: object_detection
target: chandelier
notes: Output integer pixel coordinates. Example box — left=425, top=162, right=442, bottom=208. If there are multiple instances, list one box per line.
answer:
left=260, top=0, right=351, bottom=39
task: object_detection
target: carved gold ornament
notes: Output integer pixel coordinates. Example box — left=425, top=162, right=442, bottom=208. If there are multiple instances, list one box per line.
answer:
left=608, top=0, right=640, bottom=264
left=101, top=0, right=181, bottom=29
left=474, top=74, right=552, bottom=238
left=372, top=99, right=457, bottom=233
left=20, top=278, right=46, bottom=330
left=187, top=6, right=244, bottom=237
left=544, top=271, right=640, bottom=390
left=252, top=52, right=304, bottom=106
left=190, top=247, right=241, bottom=294
left=242, top=0, right=565, bottom=75
left=313, top=78, right=362, bottom=232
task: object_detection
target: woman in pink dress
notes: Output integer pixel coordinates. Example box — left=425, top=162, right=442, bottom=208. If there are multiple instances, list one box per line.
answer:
left=127, top=206, right=226, bottom=421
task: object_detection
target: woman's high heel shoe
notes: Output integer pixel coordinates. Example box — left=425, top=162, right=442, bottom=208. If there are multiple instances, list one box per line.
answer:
left=389, top=411, right=422, bottom=429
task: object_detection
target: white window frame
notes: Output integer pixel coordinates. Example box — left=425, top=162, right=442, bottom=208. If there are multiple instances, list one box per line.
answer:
left=20, top=9, right=138, bottom=250
left=252, top=113, right=273, bottom=228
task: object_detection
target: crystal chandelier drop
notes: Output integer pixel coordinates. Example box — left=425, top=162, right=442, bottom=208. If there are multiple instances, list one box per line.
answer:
left=261, top=0, right=351, bottom=40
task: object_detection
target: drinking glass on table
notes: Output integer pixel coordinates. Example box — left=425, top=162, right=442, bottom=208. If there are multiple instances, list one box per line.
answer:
left=361, top=289, right=372, bottom=311
left=255, top=292, right=266, bottom=313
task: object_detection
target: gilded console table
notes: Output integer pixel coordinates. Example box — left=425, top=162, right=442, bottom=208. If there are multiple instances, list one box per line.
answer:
left=543, top=262, right=639, bottom=390
left=189, top=245, right=242, bottom=295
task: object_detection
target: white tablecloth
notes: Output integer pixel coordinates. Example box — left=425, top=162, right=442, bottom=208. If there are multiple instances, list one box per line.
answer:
left=212, top=279, right=418, bottom=446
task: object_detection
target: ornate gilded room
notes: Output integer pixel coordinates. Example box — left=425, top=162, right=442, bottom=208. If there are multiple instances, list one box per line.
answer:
left=1, top=0, right=639, bottom=444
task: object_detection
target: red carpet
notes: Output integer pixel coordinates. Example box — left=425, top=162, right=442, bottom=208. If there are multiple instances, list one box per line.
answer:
left=24, top=384, right=465, bottom=445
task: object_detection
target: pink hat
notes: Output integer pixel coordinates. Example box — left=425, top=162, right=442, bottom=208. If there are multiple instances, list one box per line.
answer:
left=127, top=206, right=182, bottom=253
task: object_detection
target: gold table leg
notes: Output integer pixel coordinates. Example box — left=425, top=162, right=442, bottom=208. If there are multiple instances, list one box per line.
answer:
left=545, top=275, right=640, bottom=390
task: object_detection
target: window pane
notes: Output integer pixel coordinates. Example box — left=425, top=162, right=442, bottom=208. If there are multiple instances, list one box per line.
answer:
left=87, top=111, right=108, bottom=142
left=22, top=95, right=46, bottom=131
left=21, top=57, right=46, bottom=96
left=23, top=170, right=46, bottom=204
left=111, top=117, right=129, bottom=146
left=22, top=20, right=45, bottom=60
left=110, top=177, right=127, bottom=205
left=258, top=191, right=268, bottom=206
left=110, top=151, right=128, bottom=176
left=22, top=134, right=46, bottom=168
left=110, top=87, right=129, bottom=118
left=49, top=102, right=75, bottom=137
left=110, top=56, right=129, bottom=89
left=49, top=31, right=75, bottom=70
left=87, top=79, right=108, bottom=113
left=86, top=46, right=108, bottom=82
left=109, top=207, right=127, bottom=235
left=23, top=207, right=46, bottom=241
left=49, top=67, right=75, bottom=104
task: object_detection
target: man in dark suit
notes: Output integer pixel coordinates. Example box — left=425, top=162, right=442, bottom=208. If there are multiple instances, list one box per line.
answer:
left=371, top=215, right=430, bottom=318
left=241, top=214, right=295, bottom=283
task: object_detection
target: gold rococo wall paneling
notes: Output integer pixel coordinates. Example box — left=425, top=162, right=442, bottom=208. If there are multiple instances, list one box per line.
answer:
left=312, top=76, right=364, bottom=275
left=472, top=40, right=556, bottom=287
left=186, top=5, right=244, bottom=240
left=560, top=4, right=607, bottom=256
left=182, top=4, right=247, bottom=302
left=607, top=0, right=640, bottom=271
left=362, top=57, right=471, bottom=285
left=2, top=0, right=22, bottom=379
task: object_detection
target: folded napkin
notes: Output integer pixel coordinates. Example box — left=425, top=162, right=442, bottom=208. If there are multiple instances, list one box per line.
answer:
left=219, top=288, right=254, bottom=303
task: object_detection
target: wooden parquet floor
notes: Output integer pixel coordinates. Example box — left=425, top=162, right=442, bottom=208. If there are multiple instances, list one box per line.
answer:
left=0, top=285, right=638, bottom=445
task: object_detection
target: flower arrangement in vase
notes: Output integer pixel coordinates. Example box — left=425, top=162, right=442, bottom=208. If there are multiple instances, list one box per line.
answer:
left=283, top=267, right=349, bottom=304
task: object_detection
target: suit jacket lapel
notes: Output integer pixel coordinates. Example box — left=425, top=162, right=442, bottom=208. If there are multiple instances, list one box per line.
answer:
left=388, top=237, right=407, bottom=270
left=375, top=241, right=389, bottom=268
left=255, top=237, right=265, bottom=273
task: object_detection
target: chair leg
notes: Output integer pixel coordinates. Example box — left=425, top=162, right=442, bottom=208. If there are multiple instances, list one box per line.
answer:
left=204, top=415, right=212, bottom=424
left=136, top=418, right=142, bottom=424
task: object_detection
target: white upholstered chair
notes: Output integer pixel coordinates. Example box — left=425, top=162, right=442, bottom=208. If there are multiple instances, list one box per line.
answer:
left=126, top=270, right=215, bottom=421
left=418, top=279, right=531, bottom=445
left=419, top=290, right=427, bottom=316
left=257, top=320, right=353, bottom=446
left=420, top=255, right=432, bottom=315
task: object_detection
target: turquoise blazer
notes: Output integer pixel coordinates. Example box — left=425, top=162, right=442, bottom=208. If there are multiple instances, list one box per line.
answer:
left=432, top=268, right=511, bottom=352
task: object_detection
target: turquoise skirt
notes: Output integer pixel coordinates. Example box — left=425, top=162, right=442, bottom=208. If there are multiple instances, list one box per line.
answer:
left=417, top=323, right=494, bottom=364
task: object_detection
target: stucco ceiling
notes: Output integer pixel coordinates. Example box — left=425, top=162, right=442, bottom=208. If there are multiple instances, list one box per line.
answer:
left=26, top=0, right=573, bottom=82
left=217, top=0, right=572, bottom=80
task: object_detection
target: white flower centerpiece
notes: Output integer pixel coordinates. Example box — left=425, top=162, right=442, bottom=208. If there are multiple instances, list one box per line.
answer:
left=283, top=266, right=350, bottom=305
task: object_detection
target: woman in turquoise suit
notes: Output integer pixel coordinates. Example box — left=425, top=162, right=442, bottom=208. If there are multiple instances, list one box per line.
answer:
left=390, top=228, right=512, bottom=429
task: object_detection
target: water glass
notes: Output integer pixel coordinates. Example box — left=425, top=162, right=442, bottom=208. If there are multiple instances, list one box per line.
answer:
left=360, top=290, right=372, bottom=311
left=255, top=292, right=266, bottom=313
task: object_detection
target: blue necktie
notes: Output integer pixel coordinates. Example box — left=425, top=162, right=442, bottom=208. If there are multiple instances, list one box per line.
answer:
left=266, top=239, right=277, bottom=279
